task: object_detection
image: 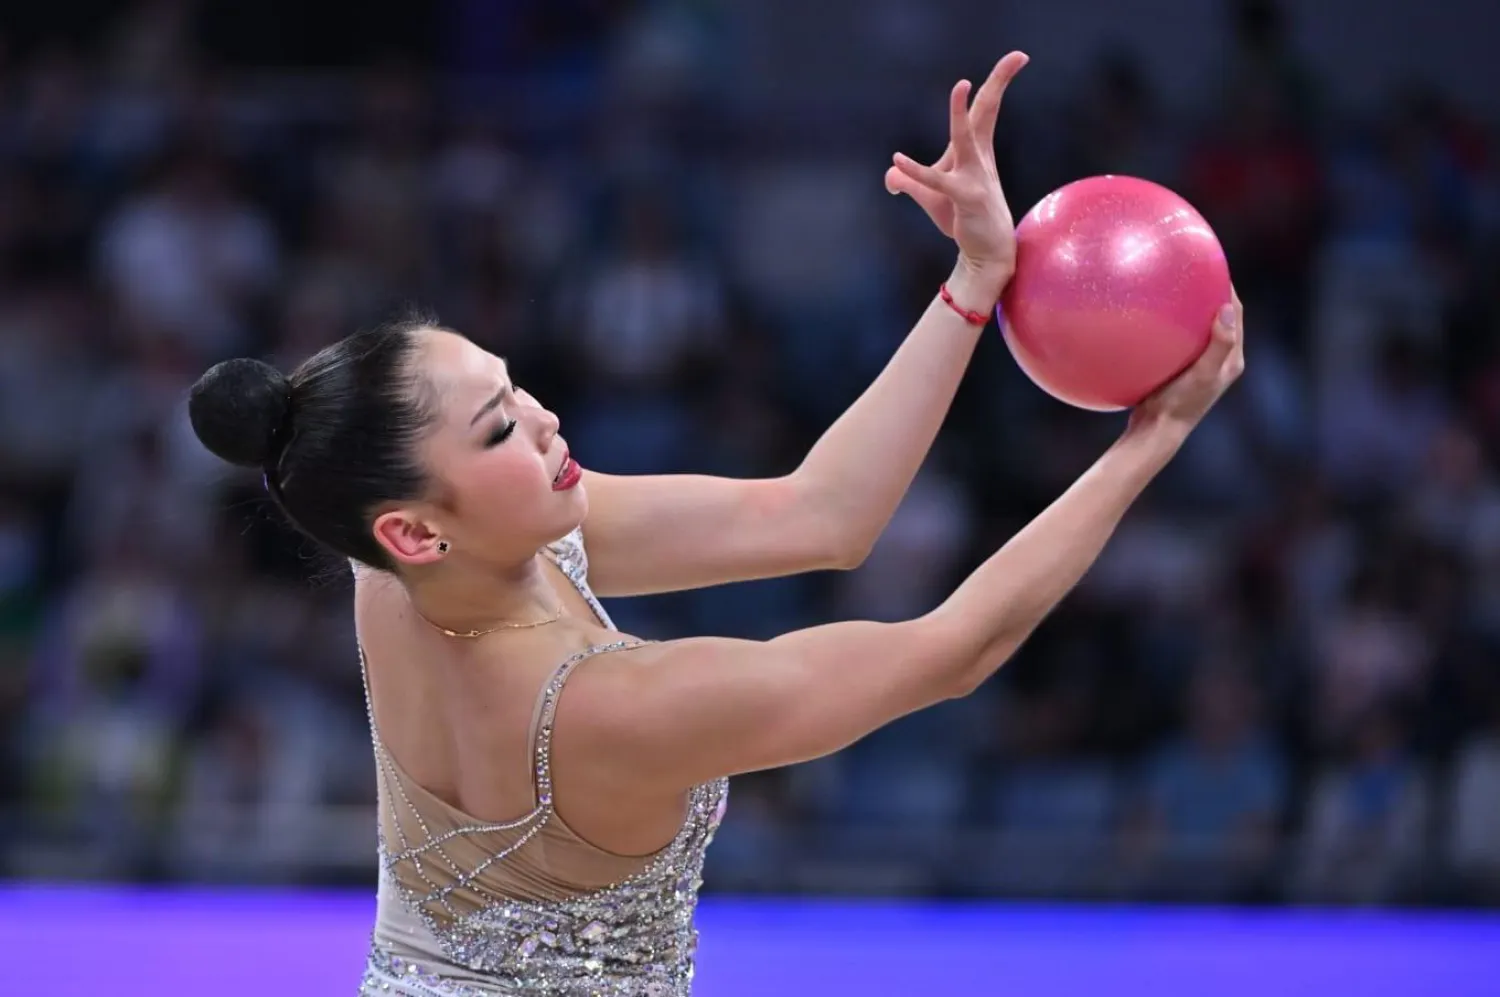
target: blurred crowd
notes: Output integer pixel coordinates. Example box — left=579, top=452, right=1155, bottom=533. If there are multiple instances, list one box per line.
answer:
left=1, top=0, right=1499, bottom=907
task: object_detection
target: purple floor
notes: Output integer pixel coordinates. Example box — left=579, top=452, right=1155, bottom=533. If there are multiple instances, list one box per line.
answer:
left=3, top=886, right=1497, bottom=995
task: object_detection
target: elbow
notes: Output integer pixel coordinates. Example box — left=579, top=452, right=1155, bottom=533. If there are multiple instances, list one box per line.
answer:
left=828, top=531, right=876, bottom=571
left=904, top=613, right=997, bottom=700
left=942, top=661, right=993, bottom=699
left=941, top=629, right=1028, bottom=700
left=777, top=471, right=874, bottom=571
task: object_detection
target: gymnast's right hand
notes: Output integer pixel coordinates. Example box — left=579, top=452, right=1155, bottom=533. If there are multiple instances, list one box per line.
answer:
left=1128, top=288, right=1245, bottom=438
left=886, top=52, right=1029, bottom=288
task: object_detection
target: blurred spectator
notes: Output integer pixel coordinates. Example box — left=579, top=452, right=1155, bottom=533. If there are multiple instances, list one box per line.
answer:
left=1225, top=0, right=1320, bottom=130
left=316, top=68, right=430, bottom=296
left=830, top=466, right=975, bottom=623
left=1062, top=51, right=1180, bottom=186
left=1404, top=424, right=1500, bottom=564
left=1312, top=567, right=1432, bottom=746
left=1317, top=334, right=1449, bottom=502
left=1296, top=703, right=1432, bottom=904
left=98, top=141, right=278, bottom=358
left=991, top=685, right=1110, bottom=834
left=1446, top=689, right=1500, bottom=903
left=1186, top=73, right=1321, bottom=310
left=22, top=542, right=201, bottom=875
left=1122, top=659, right=1288, bottom=899
left=564, top=189, right=727, bottom=391
left=0, top=282, right=101, bottom=489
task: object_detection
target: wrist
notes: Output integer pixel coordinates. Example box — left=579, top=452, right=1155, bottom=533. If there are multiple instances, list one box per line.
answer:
left=946, top=259, right=1010, bottom=315
left=1119, top=412, right=1191, bottom=458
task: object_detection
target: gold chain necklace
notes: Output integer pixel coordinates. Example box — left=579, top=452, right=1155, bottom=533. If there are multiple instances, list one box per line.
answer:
left=413, top=601, right=565, bottom=638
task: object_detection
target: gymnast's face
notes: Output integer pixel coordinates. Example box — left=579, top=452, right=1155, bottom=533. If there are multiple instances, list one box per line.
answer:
left=373, top=329, right=587, bottom=567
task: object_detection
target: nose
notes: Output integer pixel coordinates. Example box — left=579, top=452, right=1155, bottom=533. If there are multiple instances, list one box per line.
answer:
left=534, top=404, right=560, bottom=449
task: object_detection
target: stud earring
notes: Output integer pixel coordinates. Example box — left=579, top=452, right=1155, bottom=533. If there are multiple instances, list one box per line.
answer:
left=436, top=540, right=450, bottom=554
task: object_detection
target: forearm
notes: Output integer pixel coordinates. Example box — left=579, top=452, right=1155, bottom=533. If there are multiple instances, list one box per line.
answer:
left=792, top=260, right=1007, bottom=559
left=928, top=422, right=1187, bottom=690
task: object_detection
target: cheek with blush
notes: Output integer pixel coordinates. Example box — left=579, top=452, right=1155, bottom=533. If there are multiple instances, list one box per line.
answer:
left=459, top=448, right=550, bottom=519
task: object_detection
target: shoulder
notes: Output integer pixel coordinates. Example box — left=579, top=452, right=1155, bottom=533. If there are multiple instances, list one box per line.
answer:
left=557, top=636, right=758, bottom=739
left=550, top=638, right=730, bottom=752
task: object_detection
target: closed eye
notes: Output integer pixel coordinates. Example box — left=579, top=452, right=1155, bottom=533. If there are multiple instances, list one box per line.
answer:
left=486, top=419, right=517, bottom=447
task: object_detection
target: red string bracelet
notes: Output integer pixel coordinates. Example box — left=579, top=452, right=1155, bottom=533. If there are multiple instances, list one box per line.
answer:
left=939, top=283, right=990, bottom=327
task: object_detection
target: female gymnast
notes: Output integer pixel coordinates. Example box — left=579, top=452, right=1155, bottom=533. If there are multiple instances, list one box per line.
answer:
left=188, top=53, right=1244, bottom=996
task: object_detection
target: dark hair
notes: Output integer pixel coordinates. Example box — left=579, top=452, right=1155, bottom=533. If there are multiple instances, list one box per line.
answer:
left=189, top=317, right=439, bottom=571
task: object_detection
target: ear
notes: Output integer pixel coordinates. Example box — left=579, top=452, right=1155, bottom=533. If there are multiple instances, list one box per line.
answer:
left=372, top=508, right=446, bottom=567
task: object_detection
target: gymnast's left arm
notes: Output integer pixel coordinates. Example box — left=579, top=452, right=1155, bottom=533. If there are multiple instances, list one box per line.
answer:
left=580, top=52, right=1028, bottom=599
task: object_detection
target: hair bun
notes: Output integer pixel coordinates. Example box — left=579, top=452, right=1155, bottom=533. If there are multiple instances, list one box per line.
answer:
left=189, top=358, right=293, bottom=468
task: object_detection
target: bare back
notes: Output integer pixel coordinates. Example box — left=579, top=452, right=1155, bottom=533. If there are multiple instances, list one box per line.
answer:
left=351, top=533, right=729, bottom=995
left=354, top=530, right=692, bottom=883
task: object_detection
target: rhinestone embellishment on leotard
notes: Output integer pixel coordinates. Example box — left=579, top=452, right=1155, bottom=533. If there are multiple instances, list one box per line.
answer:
left=357, top=528, right=728, bottom=996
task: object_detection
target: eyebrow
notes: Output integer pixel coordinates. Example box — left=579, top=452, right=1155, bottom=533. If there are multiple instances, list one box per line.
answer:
left=469, top=358, right=513, bottom=427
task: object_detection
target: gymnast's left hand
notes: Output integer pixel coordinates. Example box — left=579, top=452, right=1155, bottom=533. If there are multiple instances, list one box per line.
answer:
left=886, top=51, right=1029, bottom=295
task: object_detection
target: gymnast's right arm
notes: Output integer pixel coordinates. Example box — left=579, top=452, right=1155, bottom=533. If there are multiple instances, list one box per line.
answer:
left=570, top=297, right=1245, bottom=793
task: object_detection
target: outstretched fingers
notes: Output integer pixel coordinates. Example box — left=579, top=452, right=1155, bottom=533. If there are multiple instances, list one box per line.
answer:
left=891, top=151, right=961, bottom=199
left=885, top=163, right=956, bottom=236
left=971, top=51, right=1029, bottom=149
left=948, top=79, right=977, bottom=165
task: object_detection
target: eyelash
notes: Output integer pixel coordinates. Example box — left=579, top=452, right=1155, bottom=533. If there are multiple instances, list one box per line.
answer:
left=487, top=419, right=517, bottom=447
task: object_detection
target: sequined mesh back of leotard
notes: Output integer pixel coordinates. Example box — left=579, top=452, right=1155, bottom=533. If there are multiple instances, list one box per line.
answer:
left=359, top=528, right=729, bottom=996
